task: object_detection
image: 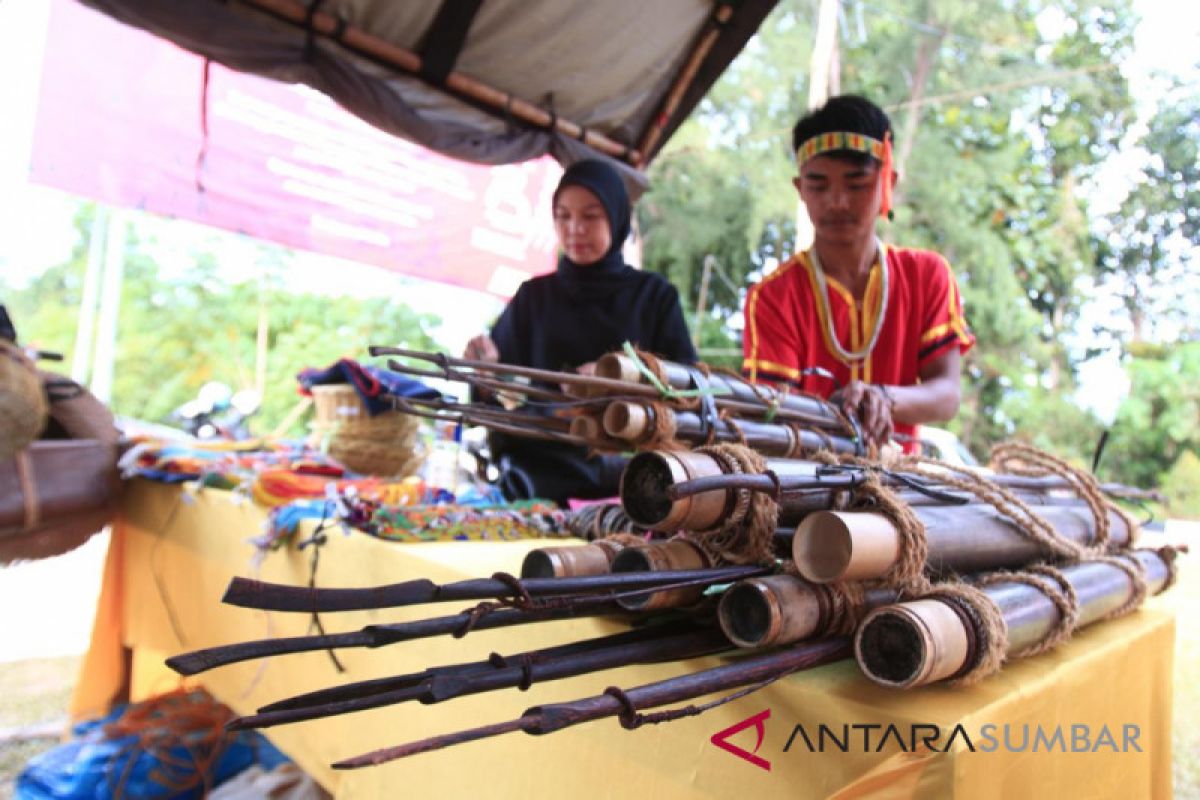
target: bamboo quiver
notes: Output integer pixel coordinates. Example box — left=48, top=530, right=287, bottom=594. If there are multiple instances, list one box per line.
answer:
left=601, top=400, right=859, bottom=456
left=717, top=575, right=898, bottom=648
left=620, top=450, right=828, bottom=530
left=792, top=504, right=1137, bottom=584
left=594, top=352, right=847, bottom=429
left=520, top=539, right=628, bottom=578
left=609, top=538, right=712, bottom=610
left=854, top=549, right=1172, bottom=689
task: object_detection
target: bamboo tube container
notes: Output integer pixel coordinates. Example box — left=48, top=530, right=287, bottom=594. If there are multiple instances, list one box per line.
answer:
left=602, top=400, right=858, bottom=456
left=854, top=549, right=1171, bottom=688
left=717, top=575, right=898, bottom=649
left=568, top=414, right=626, bottom=451
left=792, top=504, right=1137, bottom=584
left=793, top=511, right=904, bottom=583
left=609, top=538, right=711, bottom=610
left=520, top=539, right=629, bottom=579
left=620, top=450, right=823, bottom=530
left=594, top=353, right=844, bottom=428
left=619, top=450, right=1108, bottom=536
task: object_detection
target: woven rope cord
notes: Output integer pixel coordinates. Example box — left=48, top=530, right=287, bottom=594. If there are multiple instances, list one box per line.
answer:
left=690, top=443, right=778, bottom=565
left=990, top=442, right=1139, bottom=550
left=976, top=567, right=1078, bottom=657
left=923, top=582, right=1009, bottom=686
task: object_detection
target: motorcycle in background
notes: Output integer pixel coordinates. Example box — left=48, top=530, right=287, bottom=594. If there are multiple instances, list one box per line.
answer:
left=169, top=382, right=261, bottom=440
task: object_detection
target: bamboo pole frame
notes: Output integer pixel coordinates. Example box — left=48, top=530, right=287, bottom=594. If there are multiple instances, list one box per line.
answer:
left=237, top=0, right=639, bottom=163
left=635, top=4, right=735, bottom=164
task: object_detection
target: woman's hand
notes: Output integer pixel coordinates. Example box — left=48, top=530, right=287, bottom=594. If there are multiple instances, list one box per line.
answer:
left=464, top=335, right=500, bottom=363
left=830, top=381, right=895, bottom=448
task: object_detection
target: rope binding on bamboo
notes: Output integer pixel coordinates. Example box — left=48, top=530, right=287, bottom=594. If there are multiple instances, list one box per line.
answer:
left=922, top=581, right=1009, bottom=686
left=1083, top=553, right=1150, bottom=620
left=896, top=453, right=1086, bottom=561
left=689, top=443, right=778, bottom=566
left=975, top=567, right=1079, bottom=657
left=990, top=441, right=1140, bottom=550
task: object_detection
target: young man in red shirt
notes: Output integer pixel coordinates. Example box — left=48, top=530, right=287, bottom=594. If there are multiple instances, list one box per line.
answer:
left=742, top=95, right=975, bottom=450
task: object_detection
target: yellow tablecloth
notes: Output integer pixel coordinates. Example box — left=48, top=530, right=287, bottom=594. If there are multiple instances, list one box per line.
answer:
left=72, top=481, right=1176, bottom=799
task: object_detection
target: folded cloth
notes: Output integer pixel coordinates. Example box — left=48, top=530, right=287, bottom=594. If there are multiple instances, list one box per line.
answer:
left=297, top=358, right=441, bottom=415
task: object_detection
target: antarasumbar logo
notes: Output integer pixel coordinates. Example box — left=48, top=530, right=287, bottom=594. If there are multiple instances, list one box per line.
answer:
left=710, top=709, right=773, bottom=771
left=709, top=711, right=1144, bottom=770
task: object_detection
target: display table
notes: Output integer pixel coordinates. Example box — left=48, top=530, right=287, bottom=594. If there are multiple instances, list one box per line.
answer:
left=72, top=480, right=1176, bottom=799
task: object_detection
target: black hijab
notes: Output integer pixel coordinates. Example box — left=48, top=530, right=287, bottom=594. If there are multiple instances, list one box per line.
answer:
left=552, top=159, right=636, bottom=299
left=487, top=158, right=697, bottom=503
left=490, top=155, right=695, bottom=370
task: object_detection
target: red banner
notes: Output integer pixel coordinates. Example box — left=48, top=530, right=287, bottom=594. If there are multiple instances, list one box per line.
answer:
left=28, top=0, right=560, bottom=297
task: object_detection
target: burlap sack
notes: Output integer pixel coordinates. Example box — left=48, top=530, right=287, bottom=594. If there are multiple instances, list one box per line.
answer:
left=40, top=372, right=120, bottom=444
left=0, top=341, right=47, bottom=460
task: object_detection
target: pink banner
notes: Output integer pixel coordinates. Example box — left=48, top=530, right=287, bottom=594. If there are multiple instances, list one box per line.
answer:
left=29, top=0, right=560, bottom=297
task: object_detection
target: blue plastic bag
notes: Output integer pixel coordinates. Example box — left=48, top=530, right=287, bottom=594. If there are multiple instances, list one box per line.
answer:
left=17, top=690, right=288, bottom=799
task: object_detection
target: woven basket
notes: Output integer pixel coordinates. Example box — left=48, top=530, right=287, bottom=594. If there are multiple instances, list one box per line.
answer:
left=310, top=384, right=424, bottom=477
left=0, top=341, right=47, bottom=461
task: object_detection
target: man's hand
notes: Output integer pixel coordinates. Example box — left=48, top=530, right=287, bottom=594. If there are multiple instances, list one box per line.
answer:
left=463, top=334, right=499, bottom=363
left=830, top=381, right=895, bottom=448
left=560, top=361, right=597, bottom=395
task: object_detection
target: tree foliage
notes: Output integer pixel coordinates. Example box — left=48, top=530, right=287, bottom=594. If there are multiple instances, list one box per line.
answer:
left=639, top=0, right=1196, bottom=505
left=3, top=208, right=439, bottom=437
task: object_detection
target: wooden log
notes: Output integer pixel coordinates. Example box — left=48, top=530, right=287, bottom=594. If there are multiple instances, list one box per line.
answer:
left=792, top=504, right=1137, bottom=583
left=854, top=549, right=1171, bottom=688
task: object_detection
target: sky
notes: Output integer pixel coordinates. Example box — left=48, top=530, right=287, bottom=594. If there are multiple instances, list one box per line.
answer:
left=0, top=0, right=1197, bottom=402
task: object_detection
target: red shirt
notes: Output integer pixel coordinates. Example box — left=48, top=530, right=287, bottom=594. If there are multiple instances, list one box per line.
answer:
left=742, top=244, right=975, bottom=445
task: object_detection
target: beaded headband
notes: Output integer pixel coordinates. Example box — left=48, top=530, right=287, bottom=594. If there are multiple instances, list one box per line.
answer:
left=795, top=130, right=895, bottom=219
left=795, top=131, right=885, bottom=165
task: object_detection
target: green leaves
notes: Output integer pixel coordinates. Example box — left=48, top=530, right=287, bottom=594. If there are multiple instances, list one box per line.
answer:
left=636, top=0, right=1198, bottom=484
left=3, top=207, right=439, bottom=438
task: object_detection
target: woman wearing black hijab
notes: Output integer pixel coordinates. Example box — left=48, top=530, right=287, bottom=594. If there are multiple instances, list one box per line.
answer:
left=463, top=158, right=697, bottom=505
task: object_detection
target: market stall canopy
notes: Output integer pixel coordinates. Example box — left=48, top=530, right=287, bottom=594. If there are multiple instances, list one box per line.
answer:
left=79, top=0, right=779, bottom=187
